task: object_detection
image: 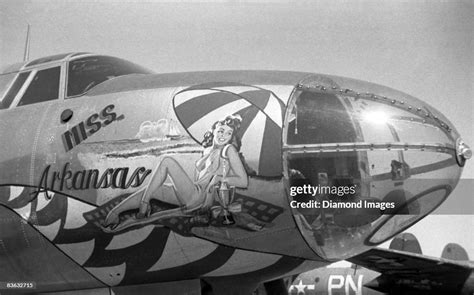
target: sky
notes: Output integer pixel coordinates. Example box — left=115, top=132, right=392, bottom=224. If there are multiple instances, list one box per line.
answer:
left=1, top=0, right=473, bottom=258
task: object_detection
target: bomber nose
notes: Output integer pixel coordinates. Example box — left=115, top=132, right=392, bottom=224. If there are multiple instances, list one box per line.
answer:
left=283, top=75, right=468, bottom=260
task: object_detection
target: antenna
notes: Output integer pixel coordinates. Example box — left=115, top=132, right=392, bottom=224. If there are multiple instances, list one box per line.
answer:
left=23, top=24, right=31, bottom=62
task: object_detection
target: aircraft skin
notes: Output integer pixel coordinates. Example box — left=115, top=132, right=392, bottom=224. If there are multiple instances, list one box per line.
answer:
left=0, top=53, right=471, bottom=294
left=289, top=233, right=474, bottom=295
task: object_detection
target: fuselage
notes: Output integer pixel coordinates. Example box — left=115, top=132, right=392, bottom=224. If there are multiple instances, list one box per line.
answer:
left=0, top=53, right=468, bottom=292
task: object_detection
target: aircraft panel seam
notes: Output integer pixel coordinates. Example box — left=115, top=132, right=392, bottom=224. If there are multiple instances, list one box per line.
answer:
left=29, top=103, right=53, bottom=187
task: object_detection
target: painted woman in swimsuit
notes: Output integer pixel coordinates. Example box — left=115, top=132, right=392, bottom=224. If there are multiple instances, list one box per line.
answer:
left=104, top=114, right=248, bottom=227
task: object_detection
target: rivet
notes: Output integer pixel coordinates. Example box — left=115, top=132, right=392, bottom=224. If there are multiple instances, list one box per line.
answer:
left=408, top=106, right=412, bottom=110
left=332, top=86, right=337, bottom=89
left=400, top=101, right=405, bottom=104
left=382, top=96, right=387, bottom=99
left=417, top=108, right=422, bottom=112
left=391, top=100, right=396, bottom=104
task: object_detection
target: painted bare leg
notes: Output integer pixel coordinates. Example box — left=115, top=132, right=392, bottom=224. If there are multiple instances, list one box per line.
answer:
left=137, top=157, right=195, bottom=218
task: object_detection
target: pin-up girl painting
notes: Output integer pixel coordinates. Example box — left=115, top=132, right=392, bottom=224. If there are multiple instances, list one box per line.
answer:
left=104, top=115, right=248, bottom=228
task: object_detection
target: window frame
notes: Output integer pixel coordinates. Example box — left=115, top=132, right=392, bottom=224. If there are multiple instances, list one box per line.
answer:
left=0, top=72, right=17, bottom=101
left=0, top=71, right=31, bottom=109
left=9, top=70, right=36, bottom=108
left=9, top=63, right=65, bottom=108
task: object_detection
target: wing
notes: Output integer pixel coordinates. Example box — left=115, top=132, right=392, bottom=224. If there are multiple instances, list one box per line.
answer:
left=348, top=247, right=473, bottom=294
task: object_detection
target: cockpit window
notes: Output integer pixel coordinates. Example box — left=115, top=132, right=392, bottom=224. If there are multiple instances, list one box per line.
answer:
left=67, top=56, right=153, bottom=97
left=287, top=91, right=358, bottom=144
left=0, top=72, right=28, bottom=109
left=0, top=72, right=16, bottom=100
left=17, top=67, right=60, bottom=107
